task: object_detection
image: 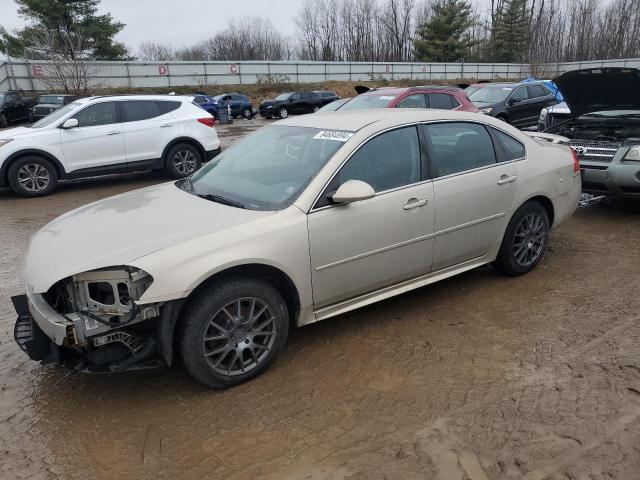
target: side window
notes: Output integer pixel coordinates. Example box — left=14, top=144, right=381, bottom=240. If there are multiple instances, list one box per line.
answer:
left=4, top=93, right=17, bottom=103
left=396, top=94, right=426, bottom=109
left=428, top=93, right=454, bottom=109
left=291, top=93, right=301, bottom=101
left=425, top=122, right=497, bottom=177
left=156, top=101, right=181, bottom=115
left=122, top=100, right=162, bottom=122
left=73, top=102, right=118, bottom=127
left=492, top=128, right=526, bottom=160
left=331, top=126, right=421, bottom=195
left=529, top=85, right=548, bottom=98
left=450, top=96, right=461, bottom=108
left=510, top=87, right=528, bottom=102
left=194, top=96, right=207, bottom=104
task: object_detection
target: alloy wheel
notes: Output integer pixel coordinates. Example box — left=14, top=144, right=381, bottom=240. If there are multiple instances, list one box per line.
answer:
left=513, top=212, right=547, bottom=267
left=17, top=163, right=50, bottom=192
left=173, top=149, right=197, bottom=175
left=202, top=297, right=277, bottom=376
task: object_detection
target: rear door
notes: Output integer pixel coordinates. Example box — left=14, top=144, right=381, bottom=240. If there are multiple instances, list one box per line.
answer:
left=60, top=101, right=126, bottom=172
left=120, top=100, right=180, bottom=164
left=423, top=122, right=519, bottom=271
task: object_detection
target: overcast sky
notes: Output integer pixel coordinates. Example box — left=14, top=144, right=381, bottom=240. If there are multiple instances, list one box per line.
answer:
left=0, top=0, right=304, bottom=53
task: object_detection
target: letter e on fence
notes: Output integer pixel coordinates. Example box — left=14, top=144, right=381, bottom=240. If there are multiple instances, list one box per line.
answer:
left=385, top=65, right=391, bottom=73
left=32, top=65, right=44, bottom=78
left=158, top=65, right=168, bottom=75
left=230, top=64, right=238, bottom=74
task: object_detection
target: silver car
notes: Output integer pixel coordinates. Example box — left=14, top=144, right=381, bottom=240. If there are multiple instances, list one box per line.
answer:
left=12, top=109, right=581, bottom=388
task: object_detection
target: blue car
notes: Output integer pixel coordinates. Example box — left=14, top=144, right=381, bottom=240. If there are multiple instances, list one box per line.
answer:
left=193, top=93, right=254, bottom=119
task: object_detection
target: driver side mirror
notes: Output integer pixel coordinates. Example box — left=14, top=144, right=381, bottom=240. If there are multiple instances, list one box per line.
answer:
left=61, top=118, right=79, bottom=129
left=509, top=98, right=522, bottom=105
left=332, top=180, right=375, bottom=204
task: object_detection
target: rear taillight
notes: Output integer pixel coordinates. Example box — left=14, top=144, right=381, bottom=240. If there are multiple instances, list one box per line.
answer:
left=570, top=147, right=580, bottom=175
left=198, top=117, right=215, bottom=128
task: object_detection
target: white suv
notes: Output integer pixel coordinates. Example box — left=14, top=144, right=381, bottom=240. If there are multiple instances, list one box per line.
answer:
left=0, top=95, right=221, bottom=196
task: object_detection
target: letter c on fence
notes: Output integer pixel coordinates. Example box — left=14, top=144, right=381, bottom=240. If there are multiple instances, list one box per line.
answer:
left=32, top=65, right=44, bottom=78
left=230, top=64, right=238, bottom=74
left=158, top=65, right=168, bottom=75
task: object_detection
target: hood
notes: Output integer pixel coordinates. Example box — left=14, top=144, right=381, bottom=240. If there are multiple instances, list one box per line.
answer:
left=554, top=68, right=640, bottom=117
left=0, top=126, right=36, bottom=139
left=547, top=102, right=570, bottom=114
left=261, top=99, right=279, bottom=106
left=34, top=103, right=61, bottom=108
left=23, top=182, right=273, bottom=293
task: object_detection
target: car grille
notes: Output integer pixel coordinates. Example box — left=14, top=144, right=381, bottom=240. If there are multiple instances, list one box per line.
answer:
left=569, top=140, right=621, bottom=163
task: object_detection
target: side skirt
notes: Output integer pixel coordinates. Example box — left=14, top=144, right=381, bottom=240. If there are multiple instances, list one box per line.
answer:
left=312, top=255, right=490, bottom=323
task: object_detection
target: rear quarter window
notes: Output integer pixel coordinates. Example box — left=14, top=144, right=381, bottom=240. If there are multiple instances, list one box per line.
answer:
left=429, top=93, right=454, bottom=109
left=492, top=128, right=526, bottom=160
left=157, top=101, right=181, bottom=115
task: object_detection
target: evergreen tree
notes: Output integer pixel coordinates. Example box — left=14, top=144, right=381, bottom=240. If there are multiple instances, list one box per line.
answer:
left=491, top=0, right=530, bottom=62
left=413, top=0, right=476, bottom=62
left=0, top=0, right=127, bottom=60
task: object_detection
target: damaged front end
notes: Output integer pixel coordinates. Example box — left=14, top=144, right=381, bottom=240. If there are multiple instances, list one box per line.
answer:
left=12, top=267, right=179, bottom=373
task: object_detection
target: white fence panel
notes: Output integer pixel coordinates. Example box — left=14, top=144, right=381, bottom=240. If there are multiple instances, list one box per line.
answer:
left=2, top=58, right=640, bottom=92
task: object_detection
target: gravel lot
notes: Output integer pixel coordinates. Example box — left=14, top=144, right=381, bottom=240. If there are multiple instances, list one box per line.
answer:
left=1, top=117, right=640, bottom=480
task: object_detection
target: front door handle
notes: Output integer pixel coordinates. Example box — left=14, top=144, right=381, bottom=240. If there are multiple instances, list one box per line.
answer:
left=160, top=123, right=173, bottom=128
left=106, top=131, right=120, bottom=136
left=403, top=198, right=428, bottom=210
left=497, top=175, right=517, bottom=185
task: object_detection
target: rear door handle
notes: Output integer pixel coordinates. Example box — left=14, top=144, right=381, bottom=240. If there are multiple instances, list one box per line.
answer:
left=160, top=123, right=173, bottom=128
left=497, top=175, right=517, bottom=185
left=106, top=131, right=120, bottom=136
left=403, top=198, right=429, bottom=210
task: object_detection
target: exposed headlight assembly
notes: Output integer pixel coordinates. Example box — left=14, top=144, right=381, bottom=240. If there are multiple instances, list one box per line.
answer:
left=480, top=107, right=492, bottom=114
left=623, top=146, right=640, bottom=162
left=539, top=108, right=548, bottom=121
left=0, top=138, right=14, bottom=148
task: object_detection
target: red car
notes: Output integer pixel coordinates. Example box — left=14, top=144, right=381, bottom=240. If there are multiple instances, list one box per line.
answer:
left=336, top=86, right=480, bottom=113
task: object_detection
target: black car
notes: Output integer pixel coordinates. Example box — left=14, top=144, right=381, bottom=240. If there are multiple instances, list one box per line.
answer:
left=30, top=94, right=77, bottom=122
left=259, top=91, right=337, bottom=119
left=0, top=90, right=37, bottom=128
left=468, top=82, right=557, bottom=128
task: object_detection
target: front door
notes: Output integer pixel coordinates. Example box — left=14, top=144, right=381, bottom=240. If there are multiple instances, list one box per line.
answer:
left=507, top=86, right=531, bottom=127
left=60, top=101, right=126, bottom=172
left=308, top=126, right=435, bottom=308
left=422, top=122, right=519, bottom=271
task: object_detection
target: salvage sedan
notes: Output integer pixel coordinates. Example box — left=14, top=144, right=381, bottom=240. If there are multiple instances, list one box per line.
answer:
left=12, top=109, right=581, bottom=388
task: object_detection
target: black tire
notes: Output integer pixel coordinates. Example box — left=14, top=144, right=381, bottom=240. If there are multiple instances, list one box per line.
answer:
left=180, top=278, right=290, bottom=389
left=313, top=106, right=320, bottom=113
left=278, top=107, right=289, bottom=119
left=495, top=201, right=550, bottom=276
left=242, top=108, right=252, bottom=119
left=496, top=114, right=508, bottom=123
left=7, top=156, right=58, bottom=197
left=164, top=143, right=202, bottom=179
left=0, top=114, right=7, bottom=128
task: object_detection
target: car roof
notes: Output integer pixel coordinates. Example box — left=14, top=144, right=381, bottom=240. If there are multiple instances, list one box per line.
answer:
left=362, top=85, right=461, bottom=95
left=277, top=108, right=494, bottom=132
left=78, top=94, right=190, bottom=103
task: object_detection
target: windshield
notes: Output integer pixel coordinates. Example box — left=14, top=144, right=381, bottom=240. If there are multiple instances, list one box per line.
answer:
left=339, top=93, right=396, bottom=110
left=469, top=86, right=514, bottom=104
left=213, top=95, right=225, bottom=101
left=39, top=95, right=64, bottom=104
left=29, top=102, right=79, bottom=128
left=181, top=125, right=350, bottom=210
left=464, top=86, right=482, bottom=97
left=275, top=93, right=292, bottom=101
left=318, top=98, right=350, bottom=112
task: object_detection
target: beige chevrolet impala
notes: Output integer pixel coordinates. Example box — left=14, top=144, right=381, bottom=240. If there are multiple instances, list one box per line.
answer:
left=12, top=109, right=581, bottom=388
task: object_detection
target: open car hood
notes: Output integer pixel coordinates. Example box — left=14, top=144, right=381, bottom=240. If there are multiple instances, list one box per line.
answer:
left=554, top=68, right=640, bottom=117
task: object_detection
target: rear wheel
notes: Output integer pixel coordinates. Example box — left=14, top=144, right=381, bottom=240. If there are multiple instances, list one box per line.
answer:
left=164, top=143, right=202, bottom=178
left=495, top=201, right=550, bottom=276
left=242, top=108, right=252, bottom=119
left=7, top=156, right=58, bottom=197
left=496, top=114, right=508, bottom=123
left=312, top=106, right=320, bottom=113
left=180, top=278, right=290, bottom=388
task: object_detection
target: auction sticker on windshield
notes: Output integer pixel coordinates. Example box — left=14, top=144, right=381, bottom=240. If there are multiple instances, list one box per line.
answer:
left=313, top=131, right=355, bottom=142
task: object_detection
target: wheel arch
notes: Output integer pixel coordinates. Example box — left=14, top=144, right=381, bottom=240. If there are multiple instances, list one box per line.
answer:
left=1, top=149, right=66, bottom=185
left=520, top=195, right=555, bottom=227
left=161, top=137, right=207, bottom=166
left=159, top=263, right=301, bottom=367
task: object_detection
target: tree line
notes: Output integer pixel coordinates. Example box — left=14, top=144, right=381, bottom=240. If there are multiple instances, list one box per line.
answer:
left=2, top=0, right=640, bottom=67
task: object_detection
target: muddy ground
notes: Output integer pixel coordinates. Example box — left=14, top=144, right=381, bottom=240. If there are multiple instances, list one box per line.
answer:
left=1, top=117, right=640, bottom=480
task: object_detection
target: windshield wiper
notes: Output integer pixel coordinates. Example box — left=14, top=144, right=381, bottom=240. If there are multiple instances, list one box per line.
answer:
left=198, top=193, right=245, bottom=209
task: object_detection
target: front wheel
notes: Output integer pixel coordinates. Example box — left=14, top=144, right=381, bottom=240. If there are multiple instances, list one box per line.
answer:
left=312, top=106, right=320, bottom=113
left=7, top=156, right=58, bottom=197
left=180, top=278, right=290, bottom=388
left=242, top=108, right=252, bottom=119
left=0, top=114, right=7, bottom=128
left=278, top=107, right=289, bottom=119
left=164, top=143, right=202, bottom=179
left=495, top=201, right=550, bottom=276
